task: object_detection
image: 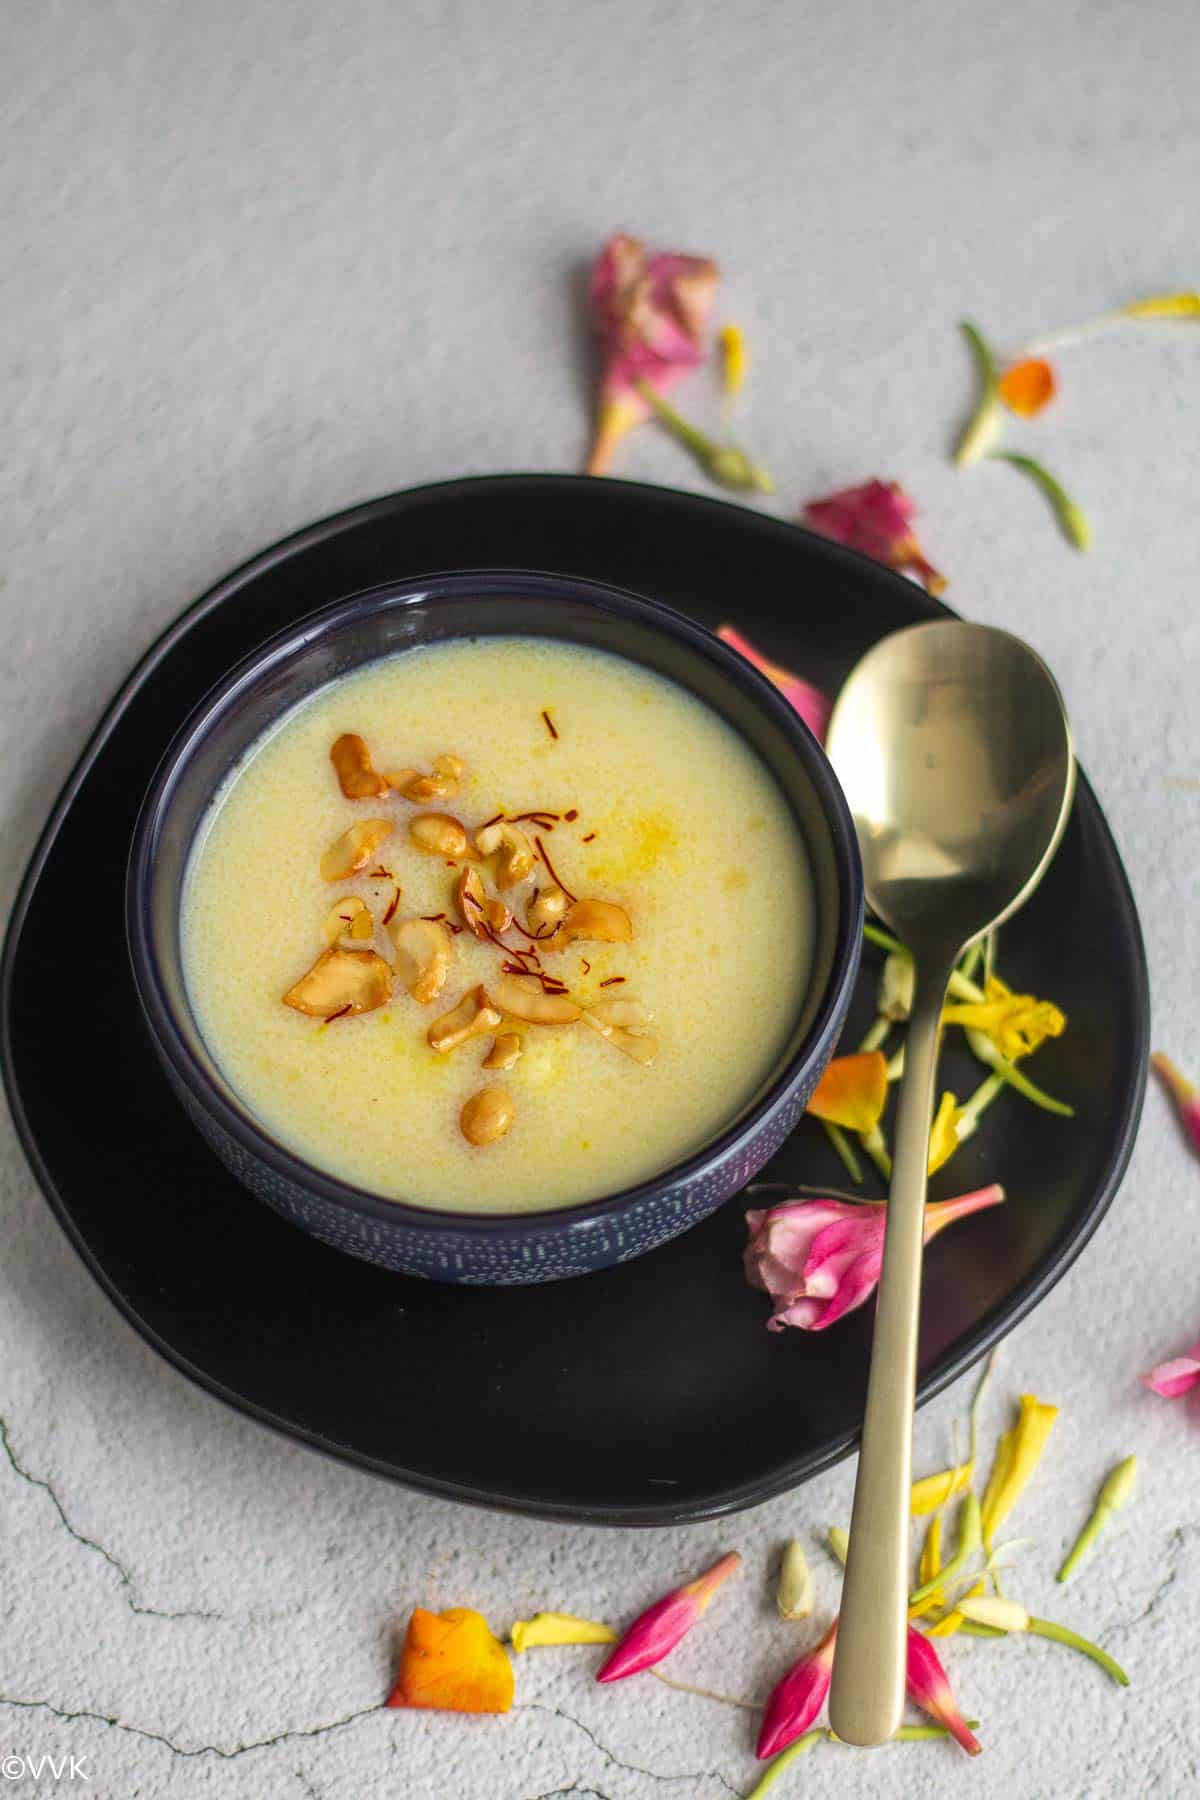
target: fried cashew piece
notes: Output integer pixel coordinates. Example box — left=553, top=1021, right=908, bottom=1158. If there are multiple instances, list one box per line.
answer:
left=456, top=866, right=513, bottom=937
left=283, top=947, right=393, bottom=1018
left=583, top=996, right=658, bottom=1064
left=409, top=812, right=473, bottom=860
left=526, top=884, right=569, bottom=936
left=428, top=985, right=504, bottom=1053
left=488, top=970, right=581, bottom=1025
left=320, top=820, right=393, bottom=881
left=460, top=1086, right=515, bottom=1146
left=389, top=916, right=454, bottom=1005
left=330, top=733, right=389, bottom=799
left=482, top=1033, right=523, bottom=1071
left=540, top=898, right=633, bottom=952
left=386, top=755, right=466, bottom=802
left=474, top=820, right=535, bottom=886
left=322, top=895, right=375, bottom=948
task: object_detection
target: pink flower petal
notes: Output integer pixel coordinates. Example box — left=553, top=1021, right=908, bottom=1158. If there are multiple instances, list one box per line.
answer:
left=596, top=1552, right=740, bottom=1682
left=743, top=1201, right=852, bottom=1302
left=755, top=1620, right=838, bottom=1759
left=905, top=1626, right=981, bottom=1756
left=1141, top=1341, right=1200, bottom=1398
left=804, top=480, right=946, bottom=596
left=767, top=1295, right=829, bottom=1331
left=716, top=626, right=831, bottom=743
left=804, top=1250, right=886, bottom=1331
left=1151, top=1052, right=1200, bottom=1159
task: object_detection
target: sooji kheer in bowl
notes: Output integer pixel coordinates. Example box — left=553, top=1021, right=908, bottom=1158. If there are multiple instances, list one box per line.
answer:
left=182, top=637, right=815, bottom=1213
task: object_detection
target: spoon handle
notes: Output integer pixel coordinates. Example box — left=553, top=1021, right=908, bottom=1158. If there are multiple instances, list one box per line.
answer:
left=828, top=962, right=951, bottom=1746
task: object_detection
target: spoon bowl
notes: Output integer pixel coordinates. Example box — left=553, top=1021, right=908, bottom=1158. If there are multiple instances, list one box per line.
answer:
left=824, top=620, right=1075, bottom=1748
left=827, top=621, right=1076, bottom=958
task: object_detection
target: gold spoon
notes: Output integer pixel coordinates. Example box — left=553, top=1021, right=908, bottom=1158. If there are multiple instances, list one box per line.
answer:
left=823, top=620, right=1075, bottom=1747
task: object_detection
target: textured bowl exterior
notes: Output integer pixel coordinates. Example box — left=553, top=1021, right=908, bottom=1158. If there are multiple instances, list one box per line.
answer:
left=166, top=1026, right=844, bottom=1283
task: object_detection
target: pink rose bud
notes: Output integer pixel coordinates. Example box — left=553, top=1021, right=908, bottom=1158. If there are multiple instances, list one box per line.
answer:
left=755, top=1619, right=838, bottom=1759
left=804, top=480, right=946, bottom=595
left=586, top=233, right=719, bottom=475
left=1151, top=1052, right=1200, bottom=1158
left=745, top=1187, right=1005, bottom=1332
left=596, top=1551, right=740, bottom=1682
left=905, top=1625, right=981, bottom=1755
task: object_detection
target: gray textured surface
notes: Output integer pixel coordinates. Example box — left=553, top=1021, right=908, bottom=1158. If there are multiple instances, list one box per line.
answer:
left=3, top=2, right=1198, bottom=1796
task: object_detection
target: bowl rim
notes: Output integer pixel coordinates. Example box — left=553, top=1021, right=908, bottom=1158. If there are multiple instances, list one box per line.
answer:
left=126, top=567, right=864, bottom=1236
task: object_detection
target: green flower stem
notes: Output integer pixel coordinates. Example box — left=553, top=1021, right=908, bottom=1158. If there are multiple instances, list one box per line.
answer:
left=895, top=1721, right=981, bottom=1741
left=989, top=452, right=1091, bottom=550
left=634, top=379, right=715, bottom=455
left=968, top=1349, right=998, bottom=1464
left=748, top=1720, right=983, bottom=1791
left=864, top=921, right=906, bottom=956
left=1027, top=1617, right=1130, bottom=1687
left=866, top=927, right=990, bottom=1006
left=743, top=1729, right=825, bottom=1796
left=822, top=1120, right=863, bottom=1184
left=954, top=321, right=1002, bottom=465
left=859, top=1122, right=893, bottom=1180
left=947, top=967, right=986, bottom=1003
left=1057, top=1455, right=1137, bottom=1583
left=909, top=1495, right=983, bottom=1606
left=957, top=1620, right=1007, bottom=1639
left=748, top=1181, right=876, bottom=1206
left=858, top=1015, right=891, bottom=1054
left=958, top=940, right=984, bottom=982
left=965, top=1029, right=1075, bottom=1116
left=829, top=1722, right=981, bottom=1747
left=956, top=1072, right=1006, bottom=1138
left=879, top=949, right=915, bottom=1021
left=909, top=1560, right=959, bottom=1603
left=634, top=379, right=774, bottom=493
left=886, top=1045, right=905, bottom=1082
left=1025, top=308, right=1131, bottom=354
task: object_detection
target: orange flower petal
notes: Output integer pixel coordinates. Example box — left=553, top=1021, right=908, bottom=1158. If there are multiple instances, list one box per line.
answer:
left=386, top=1606, right=514, bottom=1714
left=998, top=358, right=1057, bottom=417
left=806, top=1051, right=888, bottom=1132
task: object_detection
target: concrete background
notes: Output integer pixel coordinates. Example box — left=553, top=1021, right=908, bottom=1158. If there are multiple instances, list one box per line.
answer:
left=2, top=2, right=1197, bottom=1795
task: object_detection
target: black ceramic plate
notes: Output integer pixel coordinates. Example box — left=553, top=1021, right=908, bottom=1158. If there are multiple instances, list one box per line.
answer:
left=1, top=477, right=1148, bottom=1525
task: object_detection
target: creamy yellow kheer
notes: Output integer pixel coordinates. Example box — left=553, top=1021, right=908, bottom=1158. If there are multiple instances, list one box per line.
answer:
left=182, top=636, right=814, bottom=1213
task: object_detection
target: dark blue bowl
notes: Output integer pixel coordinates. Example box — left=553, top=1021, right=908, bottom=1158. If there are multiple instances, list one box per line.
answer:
left=127, top=571, right=863, bottom=1284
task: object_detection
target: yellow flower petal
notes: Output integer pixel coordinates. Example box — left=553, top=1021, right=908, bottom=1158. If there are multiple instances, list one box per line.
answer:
left=981, top=1393, right=1059, bottom=1546
left=926, top=1576, right=986, bottom=1638
left=908, top=1514, right=945, bottom=1620
left=509, top=1612, right=617, bottom=1653
left=942, top=975, right=1066, bottom=1062
left=585, top=394, right=643, bottom=476
left=928, top=1092, right=962, bottom=1174
left=719, top=323, right=747, bottom=394
left=911, top=1461, right=975, bottom=1516
left=1122, top=292, right=1200, bottom=319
